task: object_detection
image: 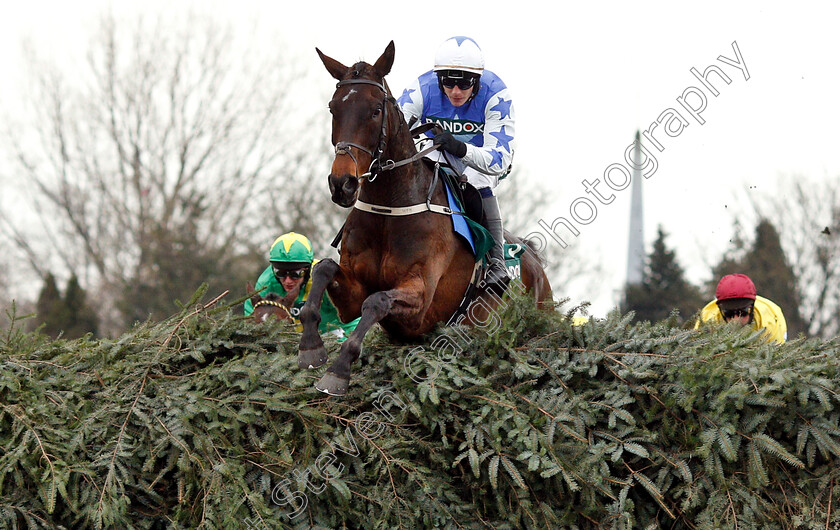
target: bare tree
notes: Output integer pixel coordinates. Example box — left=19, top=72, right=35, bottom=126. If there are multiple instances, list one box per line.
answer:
left=501, top=168, right=604, bottom=306
left=0, top=10, right=600, bottom=332
left=0, top=12, right=341, bottom=333
left=747, top=177, right=840, bottom=338
left=0, top=254, right=9, bottom=328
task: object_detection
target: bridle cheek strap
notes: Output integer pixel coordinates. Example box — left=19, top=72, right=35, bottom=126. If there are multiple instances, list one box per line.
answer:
left=332, top=78, right=393, bottom=182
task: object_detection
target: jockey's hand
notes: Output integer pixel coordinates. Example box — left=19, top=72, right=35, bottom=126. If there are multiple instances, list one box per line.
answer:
left=433, top=131, right=468, bottom=158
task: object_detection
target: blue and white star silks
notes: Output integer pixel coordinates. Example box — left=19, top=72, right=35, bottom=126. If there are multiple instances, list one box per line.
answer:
left=489, top=149, right=505, bottom=169
left=398, top=68, right=516, bottom=190
left=490, top=98, right=512, bottom=120
left=490, top=126, right=514, bottom=154
left=397, top=88, right=415, bottom=108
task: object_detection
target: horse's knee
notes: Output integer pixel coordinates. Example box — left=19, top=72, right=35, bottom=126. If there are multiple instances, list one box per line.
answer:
left=361, top=291, right=394, bottom=320
left=312, top=258, right=339, bottom=280
left=299, top=303, right=321, bottom=326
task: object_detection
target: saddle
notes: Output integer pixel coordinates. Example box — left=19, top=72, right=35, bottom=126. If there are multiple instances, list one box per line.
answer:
left=420, top=157, right=486, bottom=226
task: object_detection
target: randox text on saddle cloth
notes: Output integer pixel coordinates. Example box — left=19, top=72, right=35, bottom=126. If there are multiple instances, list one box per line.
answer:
left=525, top=40, right=750, bottom=252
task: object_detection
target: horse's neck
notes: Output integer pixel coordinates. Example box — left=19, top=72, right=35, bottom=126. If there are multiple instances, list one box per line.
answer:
left=358, top=129, right=440, bottom=206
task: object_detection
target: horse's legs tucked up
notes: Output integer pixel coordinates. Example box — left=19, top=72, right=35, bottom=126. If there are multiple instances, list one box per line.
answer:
left=315, top=290, right=396, bottom=395
left=315, top=280, right=427, bottom=396
left=298, top=259, right=340, bottom=369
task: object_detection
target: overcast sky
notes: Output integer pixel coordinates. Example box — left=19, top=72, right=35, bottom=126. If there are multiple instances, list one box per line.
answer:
left=2, top=1, right=839, bottom=315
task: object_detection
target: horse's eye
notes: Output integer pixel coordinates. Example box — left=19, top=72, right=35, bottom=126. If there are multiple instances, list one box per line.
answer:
left=372, top=106, right=382, bottom=118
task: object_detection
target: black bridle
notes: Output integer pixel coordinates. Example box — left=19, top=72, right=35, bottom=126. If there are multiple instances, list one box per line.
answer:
left=332, top=78, right=438, bottom=182
left=332, top=78, right=393, bottom=182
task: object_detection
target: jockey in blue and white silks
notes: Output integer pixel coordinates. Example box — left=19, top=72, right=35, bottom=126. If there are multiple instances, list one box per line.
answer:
left=397, top=36, right=515, bottom=295
left=397, top=47, right=515, bottom=190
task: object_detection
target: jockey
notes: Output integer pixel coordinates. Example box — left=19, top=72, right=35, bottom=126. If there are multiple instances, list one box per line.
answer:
left=244, top=232, right=359, bottom=341
left=398, top=36, right=515, bottom=295
left=695, top=273, right=788, bottom=344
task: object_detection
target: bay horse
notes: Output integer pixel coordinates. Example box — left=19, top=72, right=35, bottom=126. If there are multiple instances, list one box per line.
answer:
left=298, top=41, right=553, bottom=395
left=248, top=282, right=299, bottom=324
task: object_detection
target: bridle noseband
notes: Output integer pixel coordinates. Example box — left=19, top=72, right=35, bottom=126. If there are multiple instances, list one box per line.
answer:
left=332, top=78, right=442, bottom=184
left=333, top=78, right=393, bottom=182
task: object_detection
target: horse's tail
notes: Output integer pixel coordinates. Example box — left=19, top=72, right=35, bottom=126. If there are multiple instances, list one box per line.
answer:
left=505, top=231, right=553, bottom=308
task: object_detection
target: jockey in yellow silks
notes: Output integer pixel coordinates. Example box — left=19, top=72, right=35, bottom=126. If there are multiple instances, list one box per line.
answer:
left=695, top=273, right=787, bottom=344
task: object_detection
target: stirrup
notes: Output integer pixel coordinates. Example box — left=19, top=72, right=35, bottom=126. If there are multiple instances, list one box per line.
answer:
left=482, top=261, right=510, bottom=296
left=485, top=275, right=510, bottom=296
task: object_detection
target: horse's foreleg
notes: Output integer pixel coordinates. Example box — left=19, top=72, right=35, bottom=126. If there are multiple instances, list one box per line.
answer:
left=298, top=259, right=340, bottom=369
left=315, top=286, right=418, bottom=396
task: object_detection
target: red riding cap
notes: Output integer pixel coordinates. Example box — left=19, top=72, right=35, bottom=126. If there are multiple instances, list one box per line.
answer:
left=715, top=274, right=757, bottom=301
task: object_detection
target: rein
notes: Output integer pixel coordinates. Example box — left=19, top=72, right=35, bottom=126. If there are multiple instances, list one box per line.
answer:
left=253, top=299, right=292, bottom=318
left=333, top=78, right=450, bottom=218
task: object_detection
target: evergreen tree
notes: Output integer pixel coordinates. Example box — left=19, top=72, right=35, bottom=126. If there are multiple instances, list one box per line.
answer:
left=34, top=273, right=70, bottom=338
left=64, top=274, right=99, bottom=338
left=0, top=263, right=10, bottom=329
left=119, top=222, right=216, bottom=326
left=707, top=219, right=748, bottom=297
left=741, top=219, right=806, bottom=337
left=623, top=226, right=704, bottom=325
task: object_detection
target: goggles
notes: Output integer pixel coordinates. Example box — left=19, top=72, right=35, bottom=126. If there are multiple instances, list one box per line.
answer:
left=440, top=76, right=476, bottom=90
left=721, top=306, right=752, bottom=319
left=273, top=267, right=307, bottom=280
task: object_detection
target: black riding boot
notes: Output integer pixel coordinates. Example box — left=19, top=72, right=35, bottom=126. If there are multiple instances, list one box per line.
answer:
left=480, top=194, right=511, bottom=295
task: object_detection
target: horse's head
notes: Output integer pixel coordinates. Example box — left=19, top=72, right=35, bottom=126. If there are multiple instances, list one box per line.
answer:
left=248, top=282, right=300, bottom=324
left=316, top=41, right=397, bottom=207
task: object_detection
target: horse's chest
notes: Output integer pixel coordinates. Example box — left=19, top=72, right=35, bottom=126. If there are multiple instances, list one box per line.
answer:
left=349, top=249, right=418, bottom=288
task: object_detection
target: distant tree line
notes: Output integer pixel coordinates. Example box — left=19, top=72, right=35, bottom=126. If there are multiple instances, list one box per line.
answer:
left=622, top=218, right=811, bottom=338
left=34, top=273, right=98, bottom=339
left=0, top=9, right=583, bottom=338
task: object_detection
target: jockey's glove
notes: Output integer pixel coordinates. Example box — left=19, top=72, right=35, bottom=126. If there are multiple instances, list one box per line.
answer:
left=433, top=131, right=468, bottom=158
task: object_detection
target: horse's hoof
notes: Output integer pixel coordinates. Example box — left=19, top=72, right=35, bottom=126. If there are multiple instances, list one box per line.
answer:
left=298, top=347, right=328, bottom=369
left=315, top=372, right=350, bottom=396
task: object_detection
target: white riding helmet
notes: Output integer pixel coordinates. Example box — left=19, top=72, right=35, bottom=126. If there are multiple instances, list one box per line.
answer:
left=433, top=36, right=485, bottom=75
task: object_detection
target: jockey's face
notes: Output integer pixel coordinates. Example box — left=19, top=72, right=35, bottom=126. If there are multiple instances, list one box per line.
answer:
left=724, top=312, right=751, bottom=326
left=440, top=71, right=477, bottom=107
left=443, top=85, right=474, bottom=107
left=281, top=275, right=305, bottom=293
left=721, top=304, right=753, bottom=326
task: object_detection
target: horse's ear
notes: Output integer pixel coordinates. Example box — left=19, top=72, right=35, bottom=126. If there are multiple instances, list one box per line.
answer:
left=247, top=282, right=262, bottom=306
left=373, top=40, right=395, bottom=78
left=317, top=47, right=349, bottom=81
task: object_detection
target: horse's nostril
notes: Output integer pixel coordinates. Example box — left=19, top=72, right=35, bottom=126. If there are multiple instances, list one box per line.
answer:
left=343, top=178, right=357, bottom=194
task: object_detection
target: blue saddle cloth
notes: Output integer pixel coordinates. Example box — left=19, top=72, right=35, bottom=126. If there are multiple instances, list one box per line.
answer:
left=443, top=179, right=494, bottom=262
left=444, top=183, right=475, bottom=254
